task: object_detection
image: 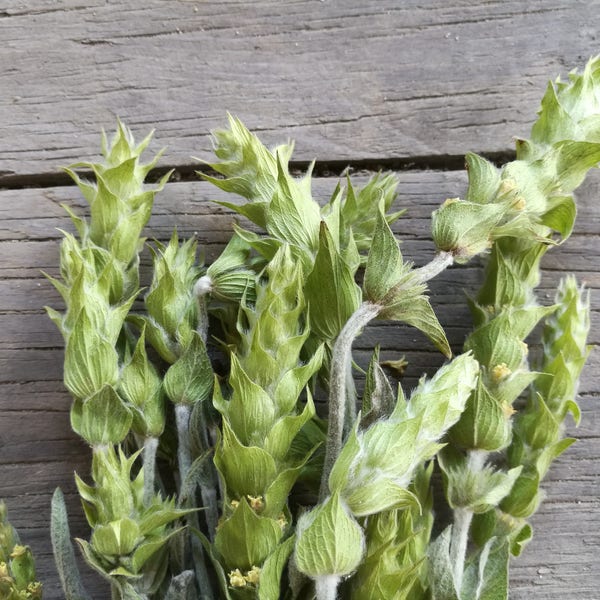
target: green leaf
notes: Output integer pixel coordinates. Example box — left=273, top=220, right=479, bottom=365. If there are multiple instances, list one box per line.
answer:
left=51, top=488, right=92, bottom=600
left=461, top=537, right=509, bottom=600
left=119, top=327, right=165, bottom=437
left=214, top=421, right=278, bottom=499
left=384, top=294, right=451, bottom=358
left=127, top=314, right=178, bottom=364
left=364, top=209, right=407, bottom=303
left=164, top=331, right=213, bottom=405
left=263, top=449, right=316, bottom=517
left=541, top=195, right=577, bottom=241
left=295, top=492, right=365, bottom=577
left=258, top=536, right=296, bottom=600
left=530, top=80, right=575, bottom=145
left=91, top=518, right=140, bottom=557
left=518, top=393, right=560, bottom=450
left=432, top=199, right=506, bottom=263
left=499, top=470, right=540, bottom=518
left=361, top=347, right=395, bottom=428
left=264, top=393, right=315, bottom=462
left=305, top=222, right=362, bottom=340
left=265, top=153, right=321, bottom=253
left=75, top=385, right=132, bottom=446
left=428, top=527, right=459, bottom=600
left=535, top=437, right=576, bottom=479
left=130, top=528, right=184, bottom=573
left=64, top=309, right=119, bottom=400
left=272, top=346, right=324, bottom=415
left=450, top=380, right=512, bottom=452
left=192, top=528, right=233, bottom=600
left=465, top=153, right=501, bottom=205
left=344, top=481, right=419, bottom=518
left=440, top=451, right=522, bottom=514
left=215, top=355, right=275, bottom=446
left=214, top=499, right=282, bottom=571
left=178, top=450, right=215, bottom=506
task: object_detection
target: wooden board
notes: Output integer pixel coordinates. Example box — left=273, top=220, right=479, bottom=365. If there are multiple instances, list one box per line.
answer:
left=0, top=171, right=598, bottom=599
left=1, top=1, right=600, bottom=179
left=2, top=1, right=600, bottom=597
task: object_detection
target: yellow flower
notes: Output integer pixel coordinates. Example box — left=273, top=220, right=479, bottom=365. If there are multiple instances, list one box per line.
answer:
left=244, top=565, right=261, bottom=585
left=247, top=495, right=264, bottom=512
left=490, top=363, right=511, bottom=383
left=228, top=568, right=247, bottom=588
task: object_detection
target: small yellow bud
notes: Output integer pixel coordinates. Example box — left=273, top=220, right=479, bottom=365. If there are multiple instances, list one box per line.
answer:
left=497, top=179, right=518, bottom=196
left=491, top=363, right=512, bottom=382
left=501, top=402, right=517, bottom=418
left=277, top=513, right=288, bottom=530
left=10, top=544, right=27, bottom=559
left=380, top=356, right=408, bottom=376
left=244, top=565, right=261, bottom=585
left=512, top=195, right=526, bottom=211
left=247, top=495, right=264, bottom=512
left=0, top=560, right=10, bottom=579
left=229, top=569, right=247, bottom=588
left=442, top=197, right=461, bottom=207
left=230, top=500, right=239, bottom=510
left=520, top=341, right=529, bottom=357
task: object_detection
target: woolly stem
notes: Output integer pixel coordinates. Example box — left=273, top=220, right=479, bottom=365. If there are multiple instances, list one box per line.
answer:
left=450, top=507, right=472, bottom=594
left=315, top=575, right=341, bottom=600
left=450, top=449, right=487, bottom=592
left=195, top=277, right=211, bottom=344
left=142, top=436, right=158, bottom=506
left=175, top=404, right=192, bottom=482
left=320, top=301, right=381, bottom=501
left=413, top=250, right=454, bottom=283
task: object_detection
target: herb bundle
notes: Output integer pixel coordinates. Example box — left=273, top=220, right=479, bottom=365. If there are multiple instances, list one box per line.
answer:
left=7, top=59, right=599, bottom=599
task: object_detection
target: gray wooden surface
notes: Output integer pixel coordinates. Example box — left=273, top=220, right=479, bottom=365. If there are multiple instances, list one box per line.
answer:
left=0, top=2, right=599, bottom=599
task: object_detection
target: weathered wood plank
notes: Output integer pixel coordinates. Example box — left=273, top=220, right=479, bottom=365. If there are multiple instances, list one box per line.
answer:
left=0, top=172, right=598, bottom=598
left=1, top=0, right=599, bottom=178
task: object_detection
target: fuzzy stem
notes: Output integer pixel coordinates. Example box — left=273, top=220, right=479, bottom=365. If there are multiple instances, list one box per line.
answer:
left=142, top=436, right=158, bottom=507
left=315, top=575, right=341, bottom=600
left=111, top=583, right=120, bottom=600
left=320, top=301, right=381, bottom=501
left=175, top=404, right=193, bottom=482
left=200, top=487, right=219, bottom=541
left=175, top=402, right=216, bottom=598
left=450, top=449, right=487, bottom=592
left=413, top=250, right=454, bottom=283
left=450, top=507, right=473, bottom=594
left=195, top=279, right=211, bottom=344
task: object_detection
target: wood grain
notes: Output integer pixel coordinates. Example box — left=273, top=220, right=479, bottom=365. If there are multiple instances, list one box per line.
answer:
left=0, top=171, right=598, bottom=598
left=1, top=1, right=600, bottom=179
left=1, top=2, right=599, bottom=596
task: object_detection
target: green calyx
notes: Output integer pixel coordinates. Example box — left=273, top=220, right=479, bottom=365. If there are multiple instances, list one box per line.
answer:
left=75, top=447, right=189, bottom=583
left=0, top=502, right=42, bottom=600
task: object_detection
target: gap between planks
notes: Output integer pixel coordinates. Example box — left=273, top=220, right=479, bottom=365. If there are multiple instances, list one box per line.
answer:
left=0, top=151, right=517, bottom=191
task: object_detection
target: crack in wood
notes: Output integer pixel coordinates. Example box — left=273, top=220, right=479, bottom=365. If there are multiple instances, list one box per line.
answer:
left=0, top=150, right=517, bottom=190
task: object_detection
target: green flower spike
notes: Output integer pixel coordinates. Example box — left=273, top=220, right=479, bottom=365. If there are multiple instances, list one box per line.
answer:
left=0, top=501, right=43, bottom=600
left=75, top=447, right=191, bottom=596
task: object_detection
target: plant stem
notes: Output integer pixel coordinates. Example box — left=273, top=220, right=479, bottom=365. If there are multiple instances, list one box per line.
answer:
left=196, top=286, right=210, bottom=345
left=142, top=436, right=158, bottom=506
left=450, top=449, right=487, bottom=592
left=315, top=575, right=341, bottom=600
left=450, top=507, right=472, bottom=594
left=175, top=404, right=192, bottom=482
left=413, top=250, right=454, bottom=283
left=111, top=583, right=120, bottom=600
left=320, top=301, right=381, bottom=501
